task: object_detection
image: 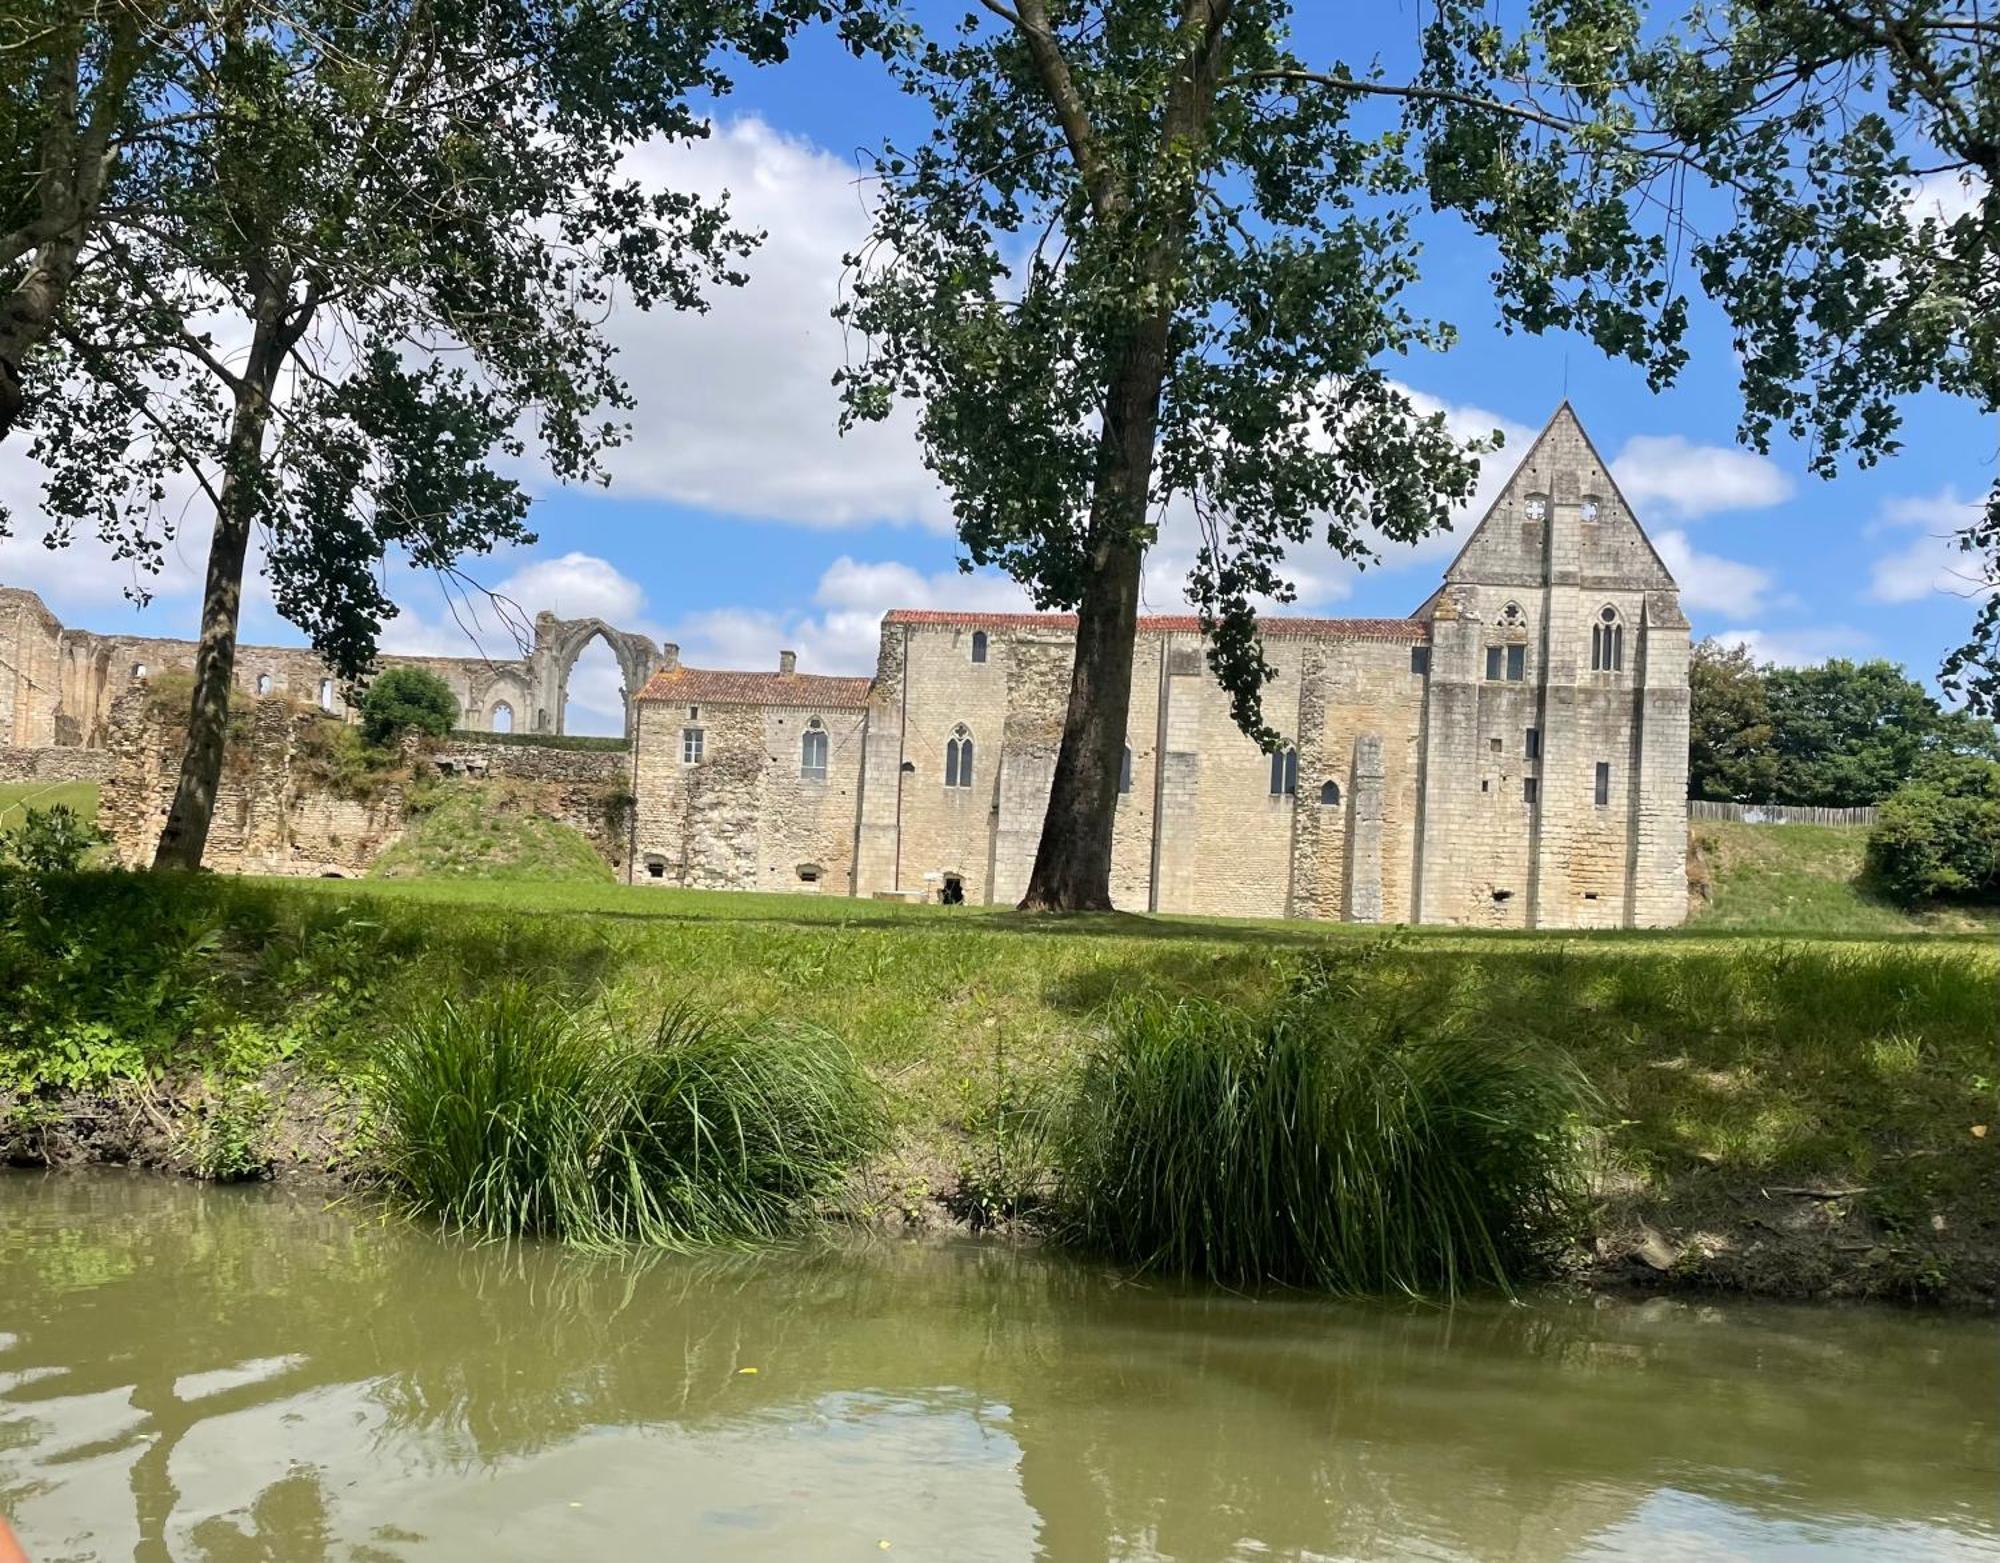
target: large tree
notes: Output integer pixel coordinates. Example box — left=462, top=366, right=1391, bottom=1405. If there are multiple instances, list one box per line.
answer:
left=841, top=0, right=1999, bottom=910
left=1688, top=638, right=1778, bottom=803
left=837, top=2, right=1578, bottom=910
left=7, top=0, right=869, bottom=868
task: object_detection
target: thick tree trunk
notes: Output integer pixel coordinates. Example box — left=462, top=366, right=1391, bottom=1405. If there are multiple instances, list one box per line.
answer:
left=0, top=233, right=83, bottom=442
left=151, top=298, right=286, bottom=870
left=1018, top=328, right=1171, bottom=912
left=1, top=9, right=142, bottom=443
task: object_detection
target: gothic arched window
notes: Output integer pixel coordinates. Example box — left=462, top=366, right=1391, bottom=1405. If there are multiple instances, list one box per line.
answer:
left=944, top=724, right=974, bottom=789
left=1319, top=780, right=1341, bottom=806
left=1590, top=605, right=1625, bottom=672
left=801, top=717, right=829, bottom=780
left=970, top=630, right=988, bottom=664
left=1268, top=746, right=1298, bottom=797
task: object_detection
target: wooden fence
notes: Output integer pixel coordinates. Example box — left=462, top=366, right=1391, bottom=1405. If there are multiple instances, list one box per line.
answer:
left=1688, top=799, right=1878, bottom=827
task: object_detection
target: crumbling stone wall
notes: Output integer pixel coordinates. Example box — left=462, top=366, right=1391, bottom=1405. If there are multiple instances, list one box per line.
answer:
left=100, top=691, right=632, bottom=877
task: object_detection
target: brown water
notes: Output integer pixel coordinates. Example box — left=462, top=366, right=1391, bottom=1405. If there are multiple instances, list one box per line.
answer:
left=0, top=1173, right=1994, bottom=1563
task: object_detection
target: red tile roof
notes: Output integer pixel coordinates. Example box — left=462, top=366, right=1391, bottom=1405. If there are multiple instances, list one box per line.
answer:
left=635, top=665, right=874, bottom=710
left=882, top=609, right=1430, bottom=641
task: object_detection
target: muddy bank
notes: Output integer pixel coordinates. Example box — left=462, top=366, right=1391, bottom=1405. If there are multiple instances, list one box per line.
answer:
left=8, top=1081, right=1992, bottom=1310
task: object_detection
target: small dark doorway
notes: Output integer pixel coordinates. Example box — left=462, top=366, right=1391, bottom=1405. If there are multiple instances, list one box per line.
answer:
left=940, top=874, right=966, bottom=906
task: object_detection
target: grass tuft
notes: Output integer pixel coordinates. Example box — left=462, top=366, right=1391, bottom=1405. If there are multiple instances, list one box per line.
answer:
left=1049, top=976, right=1596, bottom=1297
left=366, top=984, right=881, bottom=1247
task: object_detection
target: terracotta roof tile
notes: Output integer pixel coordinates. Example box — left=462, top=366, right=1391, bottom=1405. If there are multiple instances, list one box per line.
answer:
left=882, top=609, right=1430, bottom=642
left=635, top=666, right=873, bottom=709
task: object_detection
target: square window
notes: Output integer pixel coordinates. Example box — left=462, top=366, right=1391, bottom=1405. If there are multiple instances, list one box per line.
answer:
left=1489, top=737, right=1502, bottom=753
left=1485, top=646, right=1504, bottom=681
left=1506, top=644, right=1526, bottom=681
left=1410, top=646, right=1431, bottom=676
left=682, top=727, right=704, bottom=765
left=1594, top=761, right=1610, bottom=806
left=1523, top=776, right=1538, bottom=804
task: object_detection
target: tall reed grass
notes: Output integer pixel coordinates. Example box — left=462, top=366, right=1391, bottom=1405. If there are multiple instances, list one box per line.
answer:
left=1049, top=985, right=1596, bottom=1296
left=366, top=985, right=881, bottom=1247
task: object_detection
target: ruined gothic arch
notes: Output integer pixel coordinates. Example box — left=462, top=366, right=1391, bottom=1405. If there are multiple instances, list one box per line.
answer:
left=527, top=613, right=664, bottom=738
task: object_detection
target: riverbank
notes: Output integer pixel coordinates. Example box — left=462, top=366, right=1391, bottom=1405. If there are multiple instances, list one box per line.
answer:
left=2, top=871, right=1993, bottom=1305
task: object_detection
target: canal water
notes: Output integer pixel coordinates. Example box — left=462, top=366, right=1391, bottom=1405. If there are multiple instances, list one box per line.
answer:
left=1, top=1171, right=1994, bottom=1561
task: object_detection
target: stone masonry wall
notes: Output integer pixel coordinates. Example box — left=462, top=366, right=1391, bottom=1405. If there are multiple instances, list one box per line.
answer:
left=100, top=691, right=632, bottom=877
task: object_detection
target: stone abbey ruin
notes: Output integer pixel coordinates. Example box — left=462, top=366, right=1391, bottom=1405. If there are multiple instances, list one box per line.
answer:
left=2, top=405, right=1690, bottom=927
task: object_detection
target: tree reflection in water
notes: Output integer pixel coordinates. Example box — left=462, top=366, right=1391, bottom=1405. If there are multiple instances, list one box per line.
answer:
left=0, top=1174, right=1994, bottom=1563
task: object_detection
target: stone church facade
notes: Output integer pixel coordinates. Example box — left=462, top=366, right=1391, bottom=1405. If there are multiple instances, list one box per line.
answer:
left=632, top=405, right=1691, bottom=928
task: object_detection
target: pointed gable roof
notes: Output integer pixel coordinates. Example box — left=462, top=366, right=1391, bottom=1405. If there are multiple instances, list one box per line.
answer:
left=1437, top=401, right=1677, bottom=595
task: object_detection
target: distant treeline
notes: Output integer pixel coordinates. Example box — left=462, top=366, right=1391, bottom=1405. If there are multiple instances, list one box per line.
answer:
left=1689, top=641, right=1998, bottom=808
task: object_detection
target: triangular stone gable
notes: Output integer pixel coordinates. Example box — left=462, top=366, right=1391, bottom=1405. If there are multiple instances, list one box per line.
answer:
left=1437, top=403, right=1677, bottom=594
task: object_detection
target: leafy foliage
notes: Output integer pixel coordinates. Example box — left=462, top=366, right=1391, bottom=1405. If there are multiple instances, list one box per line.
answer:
left=1688, top=638, right=1778, bottom=803
left=361, top=667, right=459, bottom=749
left=839, top=4, right=1501, bottom=747
left=1689, top=644, right=1998, bottom=805
left=366, top=987, right=883, bottom=1247
left=0, top=803, right=104, bottom=874
left=1867, top=756, right=2000, bottom=907
left=1049, top=967, right=1596, bottom=1296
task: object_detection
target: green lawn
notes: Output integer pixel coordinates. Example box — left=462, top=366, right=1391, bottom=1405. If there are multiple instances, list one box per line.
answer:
left=0, top=781, right=101, bottom=834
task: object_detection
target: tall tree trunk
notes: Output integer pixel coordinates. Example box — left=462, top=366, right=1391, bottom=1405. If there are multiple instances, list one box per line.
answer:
left=0, top=6, right=143, bottom=442
left=151, top=285, right=288, bottom=870
left=1018, top=325, right=1171, bottom=912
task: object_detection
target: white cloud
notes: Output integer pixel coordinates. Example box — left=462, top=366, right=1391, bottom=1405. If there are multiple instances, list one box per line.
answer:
left=495, top=551, right=646, bottom=623
left=1653, top=528, right=1775, bottom=617
left=664, top=555, right=1029, bottom=676
left=1904, top=169, right=1986, bottom=228
left=1609, top=434, right=1794, bottom=520
left=585, top=117, right=949, bottom=530
left=1866, top=488, right=1994, bottom=605
left=1713, top=625, right=1873, bottom=668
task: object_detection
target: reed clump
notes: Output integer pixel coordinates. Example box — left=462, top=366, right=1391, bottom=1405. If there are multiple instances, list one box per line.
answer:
left=366, top=985, right=881, bottom=1247
left=1049, top=982, right=1597, bottom=1297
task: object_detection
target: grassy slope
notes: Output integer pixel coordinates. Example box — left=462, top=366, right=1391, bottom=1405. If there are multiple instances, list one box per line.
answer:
left=368, top=783, right=610, bottom=884
left=1692, top=820, right=2000, bottom=935
left=0, top=781, right=101, bottom=834
left=3, top=861, right=1983, bottom=1300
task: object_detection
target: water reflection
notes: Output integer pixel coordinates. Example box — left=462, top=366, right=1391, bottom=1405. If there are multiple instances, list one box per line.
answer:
left=0, top=1172, right=1993, bottom=1562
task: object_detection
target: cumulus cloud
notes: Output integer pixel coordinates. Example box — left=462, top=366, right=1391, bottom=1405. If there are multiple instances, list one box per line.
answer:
left=1711, top=625, right=1873, bottom=668
left=1609, top=434, right=1794, bottom=520
left=1866, top=488, right=1994, bottom=605
left=1653, top=528, right=1775, bottom=618
left=664, top=555, right=1029, bottom=675
left=495, top=551, right=646, bottom=623
left=584, top=117, right=949, bottom=529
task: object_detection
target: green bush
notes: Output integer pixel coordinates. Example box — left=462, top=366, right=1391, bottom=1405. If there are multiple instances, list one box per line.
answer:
left=361, top=667, right=459, bottom=748
left=1866, top=755, right=2000, bottom=906
left=366, top=985, right=882, bottom=1247
left=1048, top=982, right=1596, bottom=1296
left=0, top=804, right=105, bottom=874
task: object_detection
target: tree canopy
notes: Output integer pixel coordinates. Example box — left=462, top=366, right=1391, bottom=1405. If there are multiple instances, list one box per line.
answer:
left=2, top=0, right=880, bottom=868
left=1688, top=640, right=1999, bottom=806
left=360, top=667, right=460, bottom=749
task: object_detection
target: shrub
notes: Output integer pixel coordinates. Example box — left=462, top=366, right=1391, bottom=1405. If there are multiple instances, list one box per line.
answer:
left=1048, top=985, right=1596, bottom=1296
left=1866, top=755, right=2000, bottom=906
left=361, top=667, right=459, bottom=748
left=0, top=804, right=104, bottom=874
left=366, top=985, right=882, bottom=1247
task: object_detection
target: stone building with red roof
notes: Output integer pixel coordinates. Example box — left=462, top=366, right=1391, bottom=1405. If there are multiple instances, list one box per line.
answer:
left=630, top=405, right=1690, bottom=928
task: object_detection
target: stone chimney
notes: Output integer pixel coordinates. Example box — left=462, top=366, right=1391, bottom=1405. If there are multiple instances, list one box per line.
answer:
left=779, top=650, right=797, bottom=676
left=660, top=642, right=679, bottom=671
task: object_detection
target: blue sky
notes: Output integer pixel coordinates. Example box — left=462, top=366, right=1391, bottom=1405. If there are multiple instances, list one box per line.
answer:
left=0, top=4, right=1986, bottom=734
